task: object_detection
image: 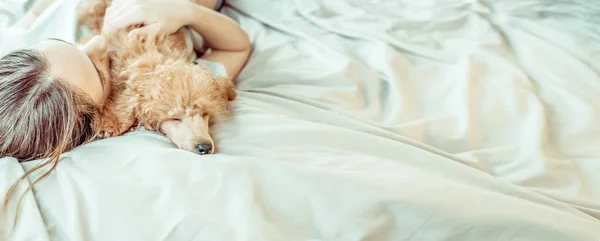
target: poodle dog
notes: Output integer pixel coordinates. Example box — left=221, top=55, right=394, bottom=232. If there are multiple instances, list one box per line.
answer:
left=77, top=0, right=237, bottom=155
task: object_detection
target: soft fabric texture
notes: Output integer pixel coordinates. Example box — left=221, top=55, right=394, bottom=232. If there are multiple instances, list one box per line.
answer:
left=1, top=0, right=600, bottom=240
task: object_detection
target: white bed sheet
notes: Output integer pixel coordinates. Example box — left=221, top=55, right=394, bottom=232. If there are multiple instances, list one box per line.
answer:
left=1, top=0, right=600, bottom=240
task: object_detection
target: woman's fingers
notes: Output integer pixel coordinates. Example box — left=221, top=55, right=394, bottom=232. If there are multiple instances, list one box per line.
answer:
left=102, top=5, right=123, bottom=34
left=103, top=1, right=140, bottom=31
left=128, top=24, right=161, bottom=39
left=103, top=1, right=127, bottom=23
left=101, top=0, right=190, bottom=37
left=103, top=5, right=145, bottom=35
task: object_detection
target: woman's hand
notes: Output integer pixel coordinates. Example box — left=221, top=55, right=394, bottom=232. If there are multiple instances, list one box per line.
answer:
left=102, top=0, right=252, bottom=80
left=101, top=0, right=193, bottom=38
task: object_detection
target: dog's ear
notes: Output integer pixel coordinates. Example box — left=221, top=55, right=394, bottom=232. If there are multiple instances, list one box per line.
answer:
left=215, top=76, right=237, bottom=101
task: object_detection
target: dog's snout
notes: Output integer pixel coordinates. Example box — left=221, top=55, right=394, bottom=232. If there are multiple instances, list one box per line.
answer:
left=195, top=143, right=213, bottom=155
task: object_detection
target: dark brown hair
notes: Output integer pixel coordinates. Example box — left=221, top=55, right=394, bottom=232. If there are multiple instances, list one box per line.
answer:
left=0, top=49, right=100, bottom=227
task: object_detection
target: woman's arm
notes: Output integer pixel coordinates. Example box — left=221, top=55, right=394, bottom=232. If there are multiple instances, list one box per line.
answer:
left=102, top=0, right=251, bottom=80
left=194, top=0, right=221, bottom=10
left=182, top=3, right=252, bottom=79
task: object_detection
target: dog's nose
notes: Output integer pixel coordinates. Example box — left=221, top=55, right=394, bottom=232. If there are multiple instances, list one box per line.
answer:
left=195, top=143, right=213, bottom=155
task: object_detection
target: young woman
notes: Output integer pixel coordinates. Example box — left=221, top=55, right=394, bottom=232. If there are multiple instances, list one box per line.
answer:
left=0, top=0, right=251, bottom=220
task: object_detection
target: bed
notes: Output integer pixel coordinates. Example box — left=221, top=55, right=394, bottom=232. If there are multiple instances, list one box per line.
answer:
left=1, top=0, right=599, bottom=240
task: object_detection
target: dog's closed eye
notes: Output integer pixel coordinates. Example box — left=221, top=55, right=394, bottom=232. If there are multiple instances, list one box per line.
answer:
left=165, top=118, right=182, bottom=123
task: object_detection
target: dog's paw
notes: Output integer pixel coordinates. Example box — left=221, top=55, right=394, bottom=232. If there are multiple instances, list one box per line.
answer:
left=97, top=113, right=127, bottom=138
left=99, top=123, right=119, bottom=138
left=99, top=130, right=113, bottom=139
left=227, top=88, right=237, bottom=101
left=99, top=123, right=132, bottom=138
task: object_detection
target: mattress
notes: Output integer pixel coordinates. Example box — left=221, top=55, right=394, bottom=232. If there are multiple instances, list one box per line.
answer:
left=1, top=0, right=599, bottom=240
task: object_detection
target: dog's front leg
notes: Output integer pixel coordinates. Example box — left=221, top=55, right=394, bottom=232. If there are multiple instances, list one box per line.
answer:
left=99, top=92, right=137, bottom=138
left=98, top=110, right=121, bottom=138
left=215, top=76, right=237, bottom=101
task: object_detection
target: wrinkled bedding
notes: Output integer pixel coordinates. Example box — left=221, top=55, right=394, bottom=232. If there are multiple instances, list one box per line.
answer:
left=1, top=0, right=600, bottom=240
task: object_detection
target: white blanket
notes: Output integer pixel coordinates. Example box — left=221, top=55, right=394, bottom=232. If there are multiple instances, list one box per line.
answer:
left=1, top=0, right=600, bottom=240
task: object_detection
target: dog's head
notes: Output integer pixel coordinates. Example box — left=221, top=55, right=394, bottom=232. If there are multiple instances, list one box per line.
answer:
left=133, top=62, right=236, bottom=155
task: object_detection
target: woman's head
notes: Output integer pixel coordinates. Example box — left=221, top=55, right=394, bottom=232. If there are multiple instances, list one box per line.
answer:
left=0, top=35, right=112, bottom=161
left=0, top=35, right=113, bottom=226
left=33, top=36, right=113, bottom=105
